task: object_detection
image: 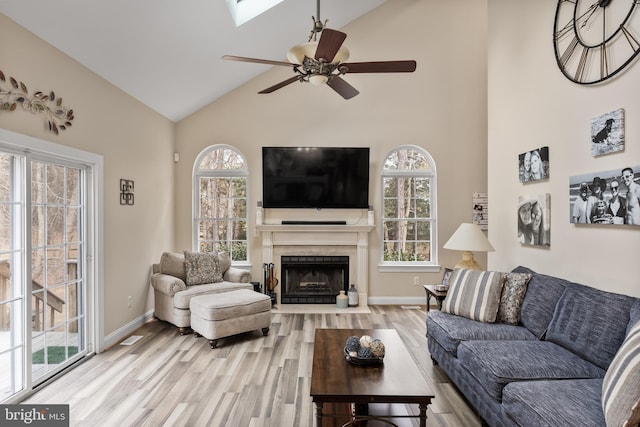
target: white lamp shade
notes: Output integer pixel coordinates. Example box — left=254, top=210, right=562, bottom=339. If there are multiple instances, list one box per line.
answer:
left=443, top=223, right=494, bottom=252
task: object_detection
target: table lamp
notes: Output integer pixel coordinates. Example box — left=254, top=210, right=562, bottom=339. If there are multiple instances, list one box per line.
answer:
left=443, top=223, right=494, bottom=270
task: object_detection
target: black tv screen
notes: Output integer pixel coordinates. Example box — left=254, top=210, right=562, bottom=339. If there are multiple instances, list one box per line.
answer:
left=262, top=147, right=370, bottom=209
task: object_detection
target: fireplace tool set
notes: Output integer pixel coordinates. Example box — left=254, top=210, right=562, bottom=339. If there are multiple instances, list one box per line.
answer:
left=263, top=263, right=278, bottom=305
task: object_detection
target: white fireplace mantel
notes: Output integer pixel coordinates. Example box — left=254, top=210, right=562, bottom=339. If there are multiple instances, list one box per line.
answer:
left=257, top=223, right=374, bottom=306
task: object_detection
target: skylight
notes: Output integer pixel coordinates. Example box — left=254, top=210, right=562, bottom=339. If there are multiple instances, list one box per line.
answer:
left=227, top=0, right=285, bottom=26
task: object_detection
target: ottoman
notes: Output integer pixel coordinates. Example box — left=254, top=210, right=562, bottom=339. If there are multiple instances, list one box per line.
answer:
left=190, top=289, right=271, bottom=348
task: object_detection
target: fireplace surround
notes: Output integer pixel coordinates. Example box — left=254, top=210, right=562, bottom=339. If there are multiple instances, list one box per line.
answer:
left=256, top=223, right=374, bottom=307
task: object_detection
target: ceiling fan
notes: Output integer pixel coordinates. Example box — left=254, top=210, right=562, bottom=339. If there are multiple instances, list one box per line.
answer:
left=222, top=0, right=417, bottom=99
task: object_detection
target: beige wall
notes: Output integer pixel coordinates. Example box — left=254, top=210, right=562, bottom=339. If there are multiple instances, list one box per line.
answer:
left=0, top=14, right=176, bottom=338
left=487, top=0, right=640, bottom=297
left=175, top=0, right=489, bottom=301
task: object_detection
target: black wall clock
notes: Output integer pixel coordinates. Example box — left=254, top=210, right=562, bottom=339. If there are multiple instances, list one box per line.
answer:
left=554, top=0, right=640, bottom=84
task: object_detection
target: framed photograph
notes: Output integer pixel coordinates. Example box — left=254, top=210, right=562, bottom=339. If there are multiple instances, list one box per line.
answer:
left=569, top=165, right=640, bottom=226
left=518, top=146, right=549, bottom=183
left=441, top=268, right=453, bottom=287
left=473, top=192, right=488, bottom=230
left=591, top=108, right=624, bottom=157
left=517, top=193, right=551, bottom=247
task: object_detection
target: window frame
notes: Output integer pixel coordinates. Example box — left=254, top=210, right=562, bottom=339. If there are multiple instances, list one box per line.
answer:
left=192, top=144, right=250, bottom=267
left=379, top=145, right=439, bottom=272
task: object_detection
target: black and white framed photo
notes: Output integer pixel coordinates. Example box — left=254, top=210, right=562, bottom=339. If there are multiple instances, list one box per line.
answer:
left=591, top=108, right=624, bottom=157
left=518, top=146, right=549, bottom=183
left=517, top=193, right=550, bottom=247
left=569, top=166, right=640, bottom=226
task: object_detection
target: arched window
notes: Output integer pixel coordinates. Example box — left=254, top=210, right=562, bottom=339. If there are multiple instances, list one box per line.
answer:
left=193, top=145, right=248, bottom=263
left=380, top=145, right=438, bottom=271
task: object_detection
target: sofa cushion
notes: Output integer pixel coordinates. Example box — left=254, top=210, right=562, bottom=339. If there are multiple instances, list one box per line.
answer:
left=602, top=319, right=640, bottom=427
left=546, top=284, right=636, bottom=370
left=173, top=281, right=253, bottom=309
left=441, top=269, right=505, bottom=323
left=458, top=340, right=605, bottom=402
left=496, top=272, right=532, bottom=325
left=159, top=252, right=187, bottom=281
left=184, top=251, right=223, bottom=285
left=503, top=379, right=605, bottom=427
left=426, top=311, right=536, bottom=357
left=512, top=266, right=572, bottom=339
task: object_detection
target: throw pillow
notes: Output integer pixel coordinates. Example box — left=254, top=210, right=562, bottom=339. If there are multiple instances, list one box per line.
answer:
left=441, top=269, right=505, bottom=323
left=602, top=319, right=640, bottom=427
left=218, top=251, right=231, bottom=275
left=496, top=272, right=532, bottom=325
left=183, top=251, right=223, bottom=285
left=159, top=252, right=186, bottom=282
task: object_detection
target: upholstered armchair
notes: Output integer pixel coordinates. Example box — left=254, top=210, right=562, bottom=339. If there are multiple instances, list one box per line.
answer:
left=151, top=251, right=252, bottom=334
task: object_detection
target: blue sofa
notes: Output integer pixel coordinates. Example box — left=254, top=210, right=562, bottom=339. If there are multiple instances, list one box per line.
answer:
left=426, top=266, right=640, bottom=427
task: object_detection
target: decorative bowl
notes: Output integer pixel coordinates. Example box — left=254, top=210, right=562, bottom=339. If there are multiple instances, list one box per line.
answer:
left=344, top=347, right=384, bottom=366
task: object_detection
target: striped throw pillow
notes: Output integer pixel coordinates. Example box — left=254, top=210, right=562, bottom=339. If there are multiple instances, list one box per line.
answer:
left=602, top=320, right=640, bottom=427
left=441, top=269, right=505, bottom=323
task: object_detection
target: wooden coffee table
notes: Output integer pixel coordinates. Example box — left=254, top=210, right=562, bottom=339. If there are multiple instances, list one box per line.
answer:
left=310, top=328, right=434, bottom=427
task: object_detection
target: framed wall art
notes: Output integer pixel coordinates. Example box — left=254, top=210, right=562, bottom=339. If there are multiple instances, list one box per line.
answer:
left=591, top=108, right=624, bottom=157
left=569, top=165, right=640, bottom=226
left=518, top=146, right=549, bottom=183
left=517, top=193, right=551, bottom=247
left=472, top=192, right=488, bottom=230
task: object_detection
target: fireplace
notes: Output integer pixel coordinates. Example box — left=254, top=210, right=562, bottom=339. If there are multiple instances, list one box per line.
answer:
left=281, top=255, right=349, bottom=304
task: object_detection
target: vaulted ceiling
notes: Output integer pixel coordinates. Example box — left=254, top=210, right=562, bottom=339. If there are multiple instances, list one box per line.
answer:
left=0, top=0, right=386, bottom=122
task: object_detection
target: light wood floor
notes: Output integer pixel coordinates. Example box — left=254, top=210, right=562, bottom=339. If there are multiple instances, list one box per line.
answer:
left=24, top=305, right=481, bottom=427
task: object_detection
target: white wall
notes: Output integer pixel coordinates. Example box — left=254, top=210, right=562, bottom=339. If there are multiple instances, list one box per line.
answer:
left=175, top=0, right=489, bottom=302
left=0, top=14, right=176, bottom=337
left=487, top=0, right=640, bottom=296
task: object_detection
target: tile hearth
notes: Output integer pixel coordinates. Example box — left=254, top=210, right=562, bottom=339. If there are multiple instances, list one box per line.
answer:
left=271, top=304, right=371, bottom=314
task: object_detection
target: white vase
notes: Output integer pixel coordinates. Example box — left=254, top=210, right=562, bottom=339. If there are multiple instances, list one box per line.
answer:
left=336, top=290, right=348, bottom=309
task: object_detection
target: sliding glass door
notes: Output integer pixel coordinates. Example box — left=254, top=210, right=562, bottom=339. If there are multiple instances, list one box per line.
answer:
left=0, top=146, right=92, bottom=402
left=30, top=160, right=86, bottom=382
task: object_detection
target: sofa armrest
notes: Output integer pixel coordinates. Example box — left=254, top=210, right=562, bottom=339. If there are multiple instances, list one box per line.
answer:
left=224, top=267, right=251, bottom=283
left=151, top=273, right=187, bottom=296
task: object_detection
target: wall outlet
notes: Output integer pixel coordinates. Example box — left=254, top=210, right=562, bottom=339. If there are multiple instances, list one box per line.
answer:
left=127, top=296, right=132, bottom=308
left=413, top=276, right=420, bottom=285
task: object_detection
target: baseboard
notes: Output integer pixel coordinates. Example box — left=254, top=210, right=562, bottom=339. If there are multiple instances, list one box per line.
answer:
left=103, top=309, right=155, bottom=351
left=367, top=296, right=425, bottom=305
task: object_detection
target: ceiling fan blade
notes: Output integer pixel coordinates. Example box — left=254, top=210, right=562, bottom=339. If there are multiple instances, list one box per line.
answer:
left=326, top=76, right=359, bottom=100
left=222, top=55, right=293, bottom=67
left=258, top=76, right=302, bottom=94
left=315, top=28, right=347, bottom=63
left=340, top=60, right=417, bottom=73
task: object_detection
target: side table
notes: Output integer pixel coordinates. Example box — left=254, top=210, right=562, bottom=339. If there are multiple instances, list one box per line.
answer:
left=423, top=284, right=448, bottom=311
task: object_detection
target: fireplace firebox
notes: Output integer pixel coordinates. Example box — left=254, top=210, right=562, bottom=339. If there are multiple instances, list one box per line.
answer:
left=281, top=255, right=349, bottom=304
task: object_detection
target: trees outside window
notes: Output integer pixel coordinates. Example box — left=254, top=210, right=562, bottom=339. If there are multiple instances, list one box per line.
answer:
left=381, top=146, right=437, bottom=269
left=194, top=145, right=248, bottom=262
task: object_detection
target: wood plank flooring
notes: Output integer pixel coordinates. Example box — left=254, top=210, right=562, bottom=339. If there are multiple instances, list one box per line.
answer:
left=23, top=305, right=481, bottom=427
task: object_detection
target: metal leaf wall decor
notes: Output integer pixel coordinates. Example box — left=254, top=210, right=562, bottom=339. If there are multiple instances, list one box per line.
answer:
left=0, top=69, right=74, bottom=135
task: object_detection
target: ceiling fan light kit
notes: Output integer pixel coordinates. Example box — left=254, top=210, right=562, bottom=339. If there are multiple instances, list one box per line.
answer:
left=286, top=42, right=350, bottom=65
left=223, top=0, right=417, bottom=99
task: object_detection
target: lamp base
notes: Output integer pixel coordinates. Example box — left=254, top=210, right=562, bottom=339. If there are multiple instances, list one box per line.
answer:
left=453, top=251, right=482, bottom=271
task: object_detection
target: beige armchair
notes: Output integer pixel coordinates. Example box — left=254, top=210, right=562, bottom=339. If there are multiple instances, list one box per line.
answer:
left=151, top=251, right=252, bottom=334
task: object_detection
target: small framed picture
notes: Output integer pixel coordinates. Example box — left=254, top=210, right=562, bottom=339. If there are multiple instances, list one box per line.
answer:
left=441, top=268, right=453, bottom=287
left=518, top=147, right=549, bottom=183
left=591, top=108, right=624, bottom=157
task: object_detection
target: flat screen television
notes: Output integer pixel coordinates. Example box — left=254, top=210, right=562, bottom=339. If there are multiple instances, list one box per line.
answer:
left=262, top=147, right=370, bottom=209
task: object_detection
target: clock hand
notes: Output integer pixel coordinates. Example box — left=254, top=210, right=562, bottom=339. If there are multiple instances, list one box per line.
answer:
left=580, top=2, right=601, bottom=29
